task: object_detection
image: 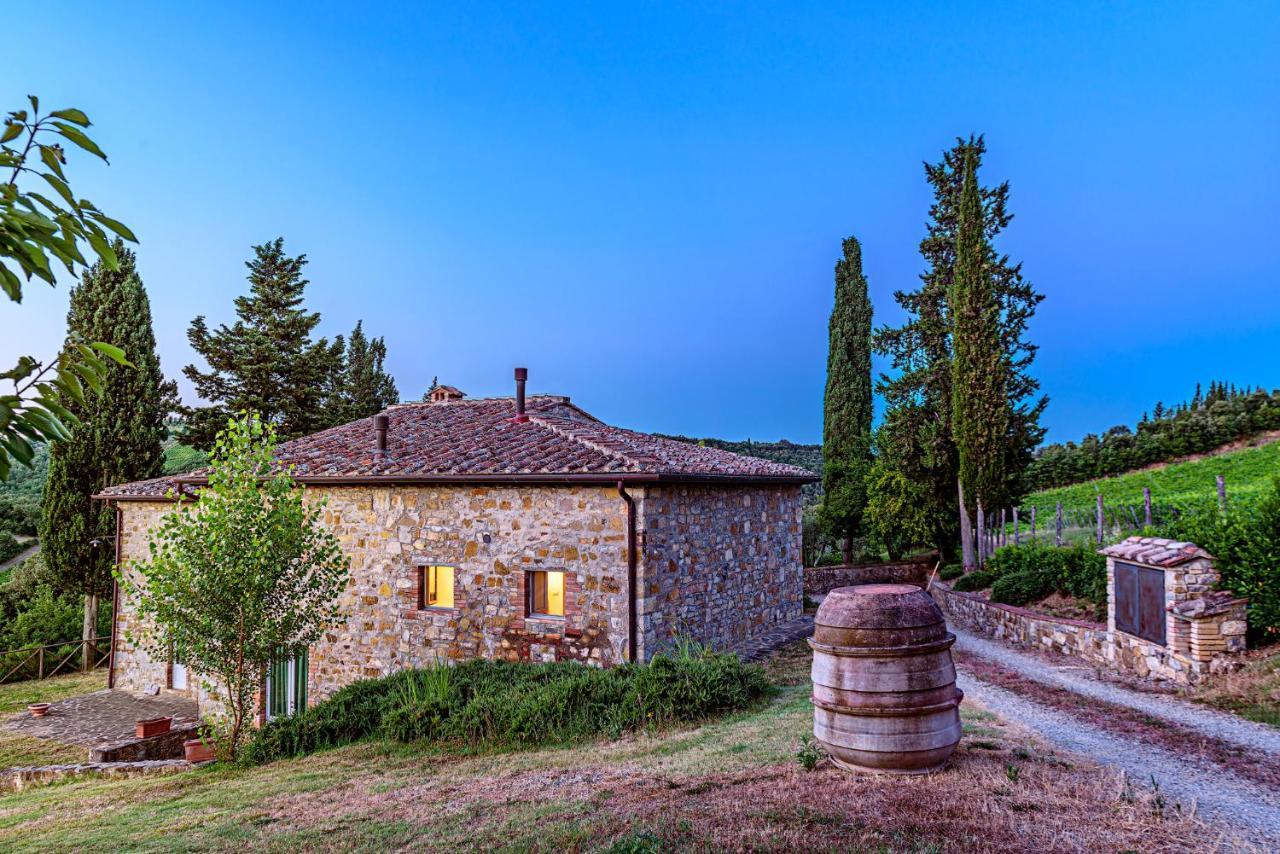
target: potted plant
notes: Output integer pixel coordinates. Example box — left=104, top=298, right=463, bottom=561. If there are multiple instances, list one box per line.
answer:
left=136, top=716, right=173, bottom=738
left=28, top=703, right=50, bottom=718
left=183, top=736, right=216, bottom=763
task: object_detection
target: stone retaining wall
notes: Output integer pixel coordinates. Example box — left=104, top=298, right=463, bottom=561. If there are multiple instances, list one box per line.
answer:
left=89, top=722, right=198, bottom=763
left=804, top=559, right=934, bottom=597
left=2, top=759, right=190, bottom=792
left=931, top=582, right=1109, bottom=664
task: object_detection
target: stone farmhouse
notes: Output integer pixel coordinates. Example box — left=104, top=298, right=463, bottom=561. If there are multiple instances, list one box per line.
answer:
left=98, top=370, right=815, bottom=716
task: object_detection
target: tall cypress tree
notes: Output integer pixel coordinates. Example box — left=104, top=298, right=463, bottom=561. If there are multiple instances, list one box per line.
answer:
left=874, top=135, right=1046, bottom=560
left=183, top=238, right=342, bottom=447
left=324, top=320, right=400, bottom=426
left=820, top=236, right=874, bottom=563
left=950, top=150, right=1007, bottom=566
left=40, top=242, right=172, bottom=652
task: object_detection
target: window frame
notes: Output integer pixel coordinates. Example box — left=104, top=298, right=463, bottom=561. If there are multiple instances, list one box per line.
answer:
left=418, top=563, right=457, bottom=611
left=525, top=569, right=566, bottom=620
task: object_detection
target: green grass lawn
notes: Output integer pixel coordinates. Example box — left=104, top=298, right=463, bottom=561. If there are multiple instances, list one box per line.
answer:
left=0, top=671, right=106, bottom=768
left=1026, top=439, right=1280, bottom=517
left=0, top=644, right=1211, bottom=852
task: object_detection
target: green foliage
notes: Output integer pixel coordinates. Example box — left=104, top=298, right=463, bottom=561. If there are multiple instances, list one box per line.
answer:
left=124, top=413, right=350, bottom=758
left=951, top=570, right=995, bottom=592
left=796, top=734, right=823, bottom=771
left=1026, top=441, right=1280, bottom=519
left=939, top=563, right=963, bottom=581
left=1028, top=382, right=1280, bottom=491
left=874, top=135, right=1046, bottom=558
left=950, top=147, right=1007, bottom=520
left=246, top=646, right=770, bottom=764
left=1158, top=477, right=1280, bottom=642
left=1, top=97, right=134, bottom=482
left=182, top=239, right=344, bottom=448
left=984, top=543, right=1107, bottom=606
left=821, top=235, right=874, bottom=556
left=324, top=320, right=400, bottom=427
left=864, top=442, right=935, bottom=559
left=0, top=553, right=110, bottom=679
left=161, top=441, right=207, bottom=475
left=988, top=570, right=1054, bottom=606
left=41, top=242, right=170, bottom=604
left=0, top=531, right=22, bottom=564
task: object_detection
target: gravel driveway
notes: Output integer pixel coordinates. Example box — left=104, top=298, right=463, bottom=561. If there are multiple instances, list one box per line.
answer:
left=953, top=626, right=1280, bottom=847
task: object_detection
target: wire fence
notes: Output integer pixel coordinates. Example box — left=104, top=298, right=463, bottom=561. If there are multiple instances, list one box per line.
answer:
left=974, top=476, right=1232, bottom=564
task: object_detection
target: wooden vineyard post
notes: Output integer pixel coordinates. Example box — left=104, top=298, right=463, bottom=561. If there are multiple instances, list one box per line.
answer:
left=1055, top=503, right=1063, bottom=546
left=1143, top=487, right=1152, bottom=527
left=1217, top=475, right=1227, bottom=512
left=1030, top=505, right=1037, bottom=542
left=1013, top=507, right=1020, bottom=545
left=1095, top=494, right=1104, bottom=546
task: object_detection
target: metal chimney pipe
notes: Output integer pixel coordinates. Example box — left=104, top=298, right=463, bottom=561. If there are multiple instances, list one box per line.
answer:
left=373, top=414, right=389, bottom=454
left=513, top=367, right=528, bottom=422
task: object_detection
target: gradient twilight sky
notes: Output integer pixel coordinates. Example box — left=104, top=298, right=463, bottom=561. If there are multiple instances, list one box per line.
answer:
left=3, top=3, right=1278, bottom=445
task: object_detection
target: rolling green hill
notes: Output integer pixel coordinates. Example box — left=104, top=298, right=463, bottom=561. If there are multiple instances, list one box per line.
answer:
left=1024, top=438, right=1280, bottom=516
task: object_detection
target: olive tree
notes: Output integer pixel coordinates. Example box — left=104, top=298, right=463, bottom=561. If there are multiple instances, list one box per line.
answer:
left=122, top=412, right=349, bottom=758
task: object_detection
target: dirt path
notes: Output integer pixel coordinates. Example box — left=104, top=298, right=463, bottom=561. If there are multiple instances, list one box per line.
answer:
left=953, top=627, right=1280, bottom=847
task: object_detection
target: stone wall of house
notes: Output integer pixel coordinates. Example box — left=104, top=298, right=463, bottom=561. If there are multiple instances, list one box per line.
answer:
left=804, top=559, right=934, bottom=597
left=931, top=582, right=1109, bottom=664
left=636, top=485, right=803, bottom=659
left=308, top=484, right=631, bottom=701
left=113, top=501, right=227, bottom=714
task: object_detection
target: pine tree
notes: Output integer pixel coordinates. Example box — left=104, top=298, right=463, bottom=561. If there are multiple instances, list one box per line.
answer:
left=820, top=236, right=874, bottom=563
left=40, top=242, right=172, bottom=659
left=950, top=149, right=1007, bottom=567
left=873, top=135, right=1046, bottom=560
left=183, top=238, right=342, bottom=447
left=325, top=320, right=399, bottom=426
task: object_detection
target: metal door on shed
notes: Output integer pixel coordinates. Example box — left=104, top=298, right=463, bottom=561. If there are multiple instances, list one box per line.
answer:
left=1113, top=561, right=1166, bottom=645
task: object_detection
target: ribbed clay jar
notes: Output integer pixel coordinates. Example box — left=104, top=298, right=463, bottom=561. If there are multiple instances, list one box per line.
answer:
left=809, top=583, right=962, bottom=774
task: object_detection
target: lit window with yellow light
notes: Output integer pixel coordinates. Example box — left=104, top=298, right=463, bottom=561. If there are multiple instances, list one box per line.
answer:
left=528, top=570, right=565, bottom=617
left=422, top=565, right=454, bottom=609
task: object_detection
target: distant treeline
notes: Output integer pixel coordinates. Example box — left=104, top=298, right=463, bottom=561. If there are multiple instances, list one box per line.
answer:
left=1028, top=382, right=1280, bottom=492
left=658, top=435, right=823, bottom=501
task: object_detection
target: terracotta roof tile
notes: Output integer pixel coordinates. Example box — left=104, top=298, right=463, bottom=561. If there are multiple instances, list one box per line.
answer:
left=98, top=396, right=816, bottom=499
left=1098, top=536, right=1213, bottom=567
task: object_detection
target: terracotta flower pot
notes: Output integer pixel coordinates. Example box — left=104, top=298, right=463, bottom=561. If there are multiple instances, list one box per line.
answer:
left=136, top=716, right=173, bottom=738
left=184, top=738, right=216, bottom=763
left=28, top=703, right=50, bottom=718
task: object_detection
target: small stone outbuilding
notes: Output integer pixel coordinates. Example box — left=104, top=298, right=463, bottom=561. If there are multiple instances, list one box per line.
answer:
left=1100, top=536, right=1248, bottom=682
left=98, top=374, right=815, bottom=716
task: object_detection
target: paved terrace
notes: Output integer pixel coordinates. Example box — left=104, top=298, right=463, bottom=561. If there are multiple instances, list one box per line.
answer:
left=4, top=689, right=198, bottom=749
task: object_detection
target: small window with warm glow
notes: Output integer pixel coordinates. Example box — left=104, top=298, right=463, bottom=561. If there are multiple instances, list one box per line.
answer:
left=422, top=565, right=454, bottom=609
left=527, top=570, right=565, bottom=618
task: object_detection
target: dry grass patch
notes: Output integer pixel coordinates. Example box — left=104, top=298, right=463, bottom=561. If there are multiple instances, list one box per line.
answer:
left=1187, top=644, right=1280, bottom=727
left=0, top=643, right=1244, bottom=851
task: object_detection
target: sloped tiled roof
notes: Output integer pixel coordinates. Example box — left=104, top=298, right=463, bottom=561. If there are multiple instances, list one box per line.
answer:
left=1099, top=536, right=1213, bottom=567
left=98, top=396, right=816, bottom=499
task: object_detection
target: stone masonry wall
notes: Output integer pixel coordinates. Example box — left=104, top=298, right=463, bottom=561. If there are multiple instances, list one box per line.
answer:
left=636, top=485, right=803, bottom=659
left=804, top=559, right=934, bottom=597
left=931, top=582, right=1109, bottom=664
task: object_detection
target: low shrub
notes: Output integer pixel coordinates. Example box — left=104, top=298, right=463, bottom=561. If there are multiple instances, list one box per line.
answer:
left=939, top=563, right=964, bottom=581
left=246, top=644, right=771, bottom=764
left=1159, top=476, right=1280, bottom=643
left=983, top=543, right=1107, bottom=607
left=0, top=532, right=24, bottom=565
left=952, top=570, right=995, bottom=592
left=989, top=570, right=1056, bottom=607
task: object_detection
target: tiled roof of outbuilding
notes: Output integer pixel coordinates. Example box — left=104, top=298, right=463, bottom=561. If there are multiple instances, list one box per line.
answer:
left=1098, top=536, right=1213, bottom=567
left=98, top=396, right=817, bottom=499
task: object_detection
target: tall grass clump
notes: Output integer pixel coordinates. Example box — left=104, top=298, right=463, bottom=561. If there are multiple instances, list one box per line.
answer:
left=247, top=641, right=771, bottom=764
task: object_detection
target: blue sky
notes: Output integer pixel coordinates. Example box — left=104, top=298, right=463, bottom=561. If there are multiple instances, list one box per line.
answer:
left=3, top=3, right=1277, bottom=444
